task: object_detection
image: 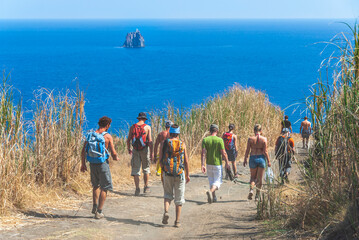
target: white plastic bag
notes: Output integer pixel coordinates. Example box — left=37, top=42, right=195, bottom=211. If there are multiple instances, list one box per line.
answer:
left=265, top=167, right=274, bottom=184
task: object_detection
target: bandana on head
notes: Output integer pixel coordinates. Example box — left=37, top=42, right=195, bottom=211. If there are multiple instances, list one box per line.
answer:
left=169, top=126, right=180, bottom=134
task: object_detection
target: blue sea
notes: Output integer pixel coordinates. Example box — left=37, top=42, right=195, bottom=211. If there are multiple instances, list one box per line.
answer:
left=0, top=19, right=351, bottom=132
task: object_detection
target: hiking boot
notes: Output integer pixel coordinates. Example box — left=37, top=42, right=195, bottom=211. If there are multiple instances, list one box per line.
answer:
left=95, top=211, right=104, bottom=219
left=248, top=190, right=254, bottom=200
left=174, top=221, right=181, bottom=228
left=206, top=191, right=212, bottom=204
left=135, top=188, right=140, bottom=196
left=213, top=195, right=217, bottom=203
left=144, top=186, right=150, bottom=194
left=162, top=212, right=169, bottom=225
left=91, top=204, right=97, bottom=214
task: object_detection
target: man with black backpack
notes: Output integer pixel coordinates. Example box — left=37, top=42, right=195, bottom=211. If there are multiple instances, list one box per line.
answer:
left=275, top=128, right=295, bottom=184
left=127, top=112, right=154, bottom=196
left=159, top=124, right=190, bottom=228
left=81, top=116, right=119, bottom=219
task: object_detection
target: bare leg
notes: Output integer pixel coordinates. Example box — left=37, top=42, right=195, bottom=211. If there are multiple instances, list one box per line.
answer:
left=249, top=168, right=258, bottom=190
left=210, top=185, right=217, bottom=193
left=144, top=173, right=149, bottom=187
left=302, top=138, right=305, bottom=148
left=164, top=198, right=171, bottom=212
left=93, top=187, right=100, bottom=205
left=134, top=175, right=140, bottom=189
left=175, top=205, right=182, bottom=222
left=98, top=190, right=107, bottom=211
left=256, top=167, right=265, bottom=194
left=232, top=161, right=237, bottom=175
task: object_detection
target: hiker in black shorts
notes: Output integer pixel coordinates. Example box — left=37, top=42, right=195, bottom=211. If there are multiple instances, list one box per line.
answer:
left=222, top=124, right=239, bottom=178
left=81, top=116, right=119, bottom=219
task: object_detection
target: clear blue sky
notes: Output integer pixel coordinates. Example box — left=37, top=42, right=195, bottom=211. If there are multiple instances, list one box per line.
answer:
left=1, top=0, right=358, bottom=19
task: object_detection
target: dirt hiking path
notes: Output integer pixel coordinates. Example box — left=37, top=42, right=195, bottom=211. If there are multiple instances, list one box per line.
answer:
left=1, top=143, right=307, bottom=240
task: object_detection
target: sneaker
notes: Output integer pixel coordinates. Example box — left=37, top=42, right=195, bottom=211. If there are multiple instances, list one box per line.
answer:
left=248, top=190, right=253, bottom=200
left=206, top=191, right=212, bottom=204
left=144, top=186, right=150, bottom=194
left=174, top=221, right=181, bottom=228
left=213, top=195, right=217, bottom=203
left=91, top=205, right=97, bottom=214
left=162, top=212, right=169, bottom=225
left=135, top=188, right=140, bottom=196
left=95, top=211, right=104, bottom=219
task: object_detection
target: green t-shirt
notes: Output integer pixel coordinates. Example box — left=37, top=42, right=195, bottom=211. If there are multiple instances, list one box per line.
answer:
left=202, top=136, right=225, bottom=166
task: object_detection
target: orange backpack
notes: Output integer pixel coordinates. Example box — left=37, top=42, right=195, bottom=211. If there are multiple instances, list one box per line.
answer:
left=162, top=139, right=184, bottom=176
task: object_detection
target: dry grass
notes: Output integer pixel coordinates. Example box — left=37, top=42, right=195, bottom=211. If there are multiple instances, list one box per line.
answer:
left=0, top=71, right=282, bottom=222
left=259, top=22, right=359, bottom=239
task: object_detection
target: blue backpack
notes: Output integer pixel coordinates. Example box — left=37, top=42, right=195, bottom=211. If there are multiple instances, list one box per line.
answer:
left=85, top=131, right=109, bottom=163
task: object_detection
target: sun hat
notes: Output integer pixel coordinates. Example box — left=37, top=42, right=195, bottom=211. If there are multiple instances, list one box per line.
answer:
left=165, top=120, right=173, bottom=128
left=169, top=126, right=180, bottom=134
left=210, top=124, right=219, bottom=131
left=137, top=112, right=147, bottom=120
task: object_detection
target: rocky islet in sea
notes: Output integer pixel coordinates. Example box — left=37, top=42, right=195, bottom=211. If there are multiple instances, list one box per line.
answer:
left=122, top=29, right=145, bottom=48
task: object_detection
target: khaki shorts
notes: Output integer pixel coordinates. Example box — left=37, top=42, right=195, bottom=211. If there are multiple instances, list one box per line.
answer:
left=131, top=147, right=151, bottom=176
left=163, top=173, right=185, bottom=205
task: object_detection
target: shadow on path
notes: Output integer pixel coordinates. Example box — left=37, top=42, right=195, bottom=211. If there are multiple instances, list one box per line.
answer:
left=21, top=211, right=92, bottom=219
left=105, top=216, right=163, bottom=228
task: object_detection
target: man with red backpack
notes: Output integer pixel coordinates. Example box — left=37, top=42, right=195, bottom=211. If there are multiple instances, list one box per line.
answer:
left=81, top=116, right=119, bottom=219
left=127, top=112, right=154, bottom=196
left=222, top=123, right=239, bottom=178
left=159, top=124, right=190, bottom=228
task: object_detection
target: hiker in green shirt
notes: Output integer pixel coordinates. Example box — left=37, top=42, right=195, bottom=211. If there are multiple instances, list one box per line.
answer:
left=201, top=124, right=230, bottom=203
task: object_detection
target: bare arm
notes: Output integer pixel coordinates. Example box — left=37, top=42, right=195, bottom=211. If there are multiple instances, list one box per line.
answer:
left=147, top=126, right=154, bottom=160
left=127, top=126, right=133, bottom=154
left=243, top=138, right=251, bottom=166
left=233, top=134, right=238, bottom=152
left=201, top=147, right=206, bottom=173
left=154, top=133, right=161, bottom=161
left=159, top=142, right=164, bottom=168
left=183, top=143, right=190, bottom=183
left=221, top=149, right=229, bottom=169
left=107, top=135, right=118, bottom=161
left=290, top=126, right=293, bottom=133
left=263, top=138, right=271, bottom=167
left=300, top=122, right=303, bottom=134
left=81, top=142, right=87, bottom=172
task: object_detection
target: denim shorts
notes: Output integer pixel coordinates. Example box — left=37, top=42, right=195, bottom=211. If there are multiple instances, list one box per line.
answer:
left=249, top=155, right=266, bottom=169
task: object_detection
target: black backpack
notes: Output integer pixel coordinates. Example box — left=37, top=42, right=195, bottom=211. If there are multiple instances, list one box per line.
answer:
left=275, top=136, right=290, bottom=159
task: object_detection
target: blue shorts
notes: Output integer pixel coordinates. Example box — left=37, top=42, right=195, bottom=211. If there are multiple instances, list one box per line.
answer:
left=249, top=155, right=266, bottom=169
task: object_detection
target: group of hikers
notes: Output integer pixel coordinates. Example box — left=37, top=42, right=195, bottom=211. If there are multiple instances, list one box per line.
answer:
left=80, top=112, right=312, bottom=227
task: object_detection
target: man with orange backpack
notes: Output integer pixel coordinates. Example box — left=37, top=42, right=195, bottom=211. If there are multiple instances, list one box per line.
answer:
left=159, top=124, right=190, bottom=228
left=127, top=112, right=154, bottom=196
left=222, top=123, right=239, bottom=178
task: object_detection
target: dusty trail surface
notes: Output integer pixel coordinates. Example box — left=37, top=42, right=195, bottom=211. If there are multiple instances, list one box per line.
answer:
left=1, top=143, right=307, bottom=240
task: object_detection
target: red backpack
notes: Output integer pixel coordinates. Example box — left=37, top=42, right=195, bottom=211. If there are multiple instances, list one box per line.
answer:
left=223, top=132, right=234, bottom=151
left=131, top=124, right=147, bottom=150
